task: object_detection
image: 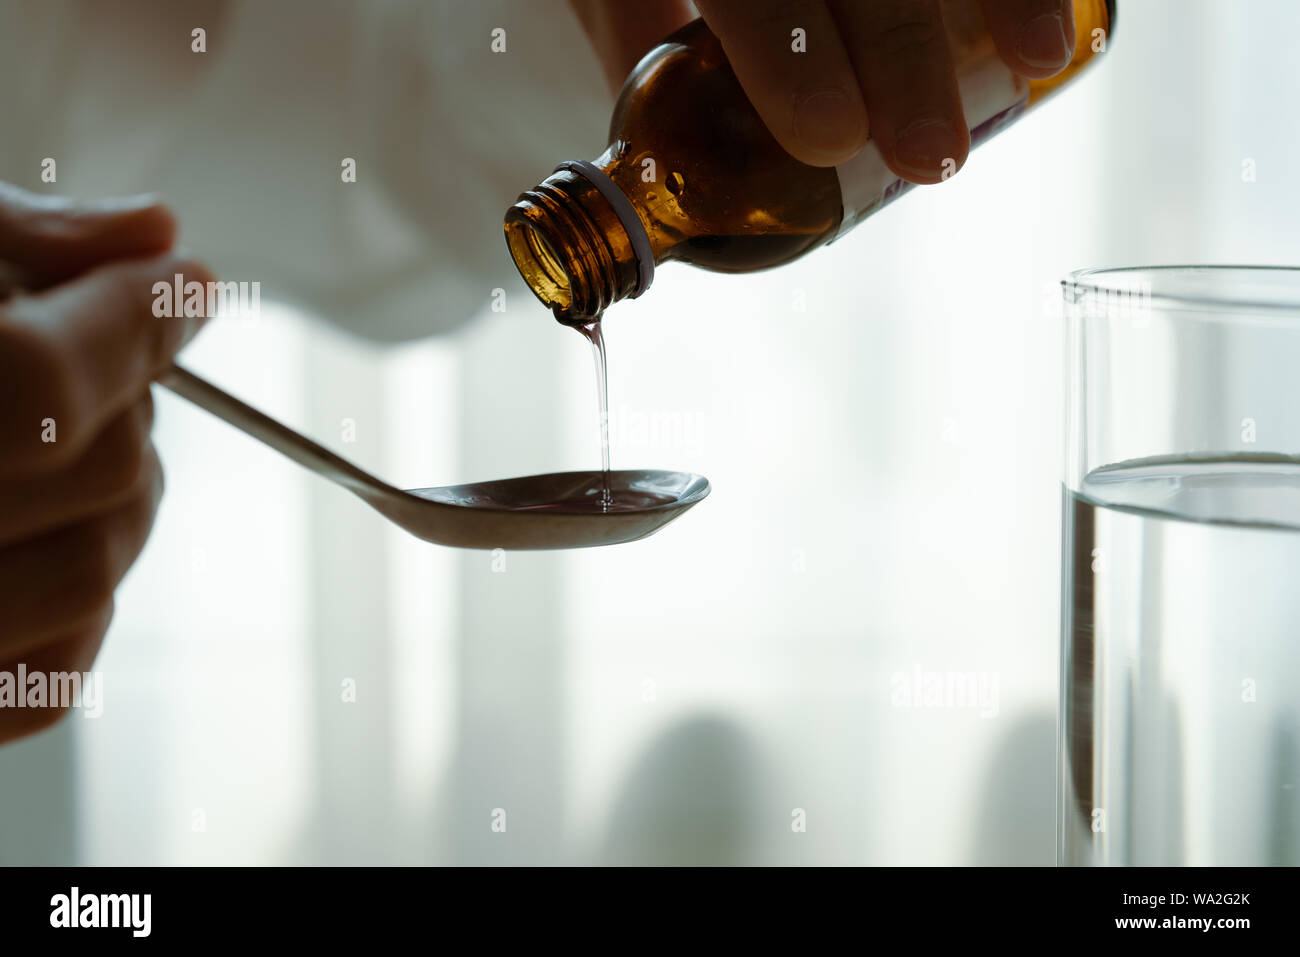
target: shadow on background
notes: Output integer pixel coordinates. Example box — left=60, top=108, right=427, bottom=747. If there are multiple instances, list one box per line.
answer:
left=599, top=714, right=763, bottom=866
left=0, top=722, right=76, bottom=865
left=969, top=709, right=1056, bottom=865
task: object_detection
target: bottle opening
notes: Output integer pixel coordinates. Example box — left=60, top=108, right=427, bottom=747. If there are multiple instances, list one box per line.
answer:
left=504, top=166, right=645, bottom=325
left=505, top=219, right=572, bottom=317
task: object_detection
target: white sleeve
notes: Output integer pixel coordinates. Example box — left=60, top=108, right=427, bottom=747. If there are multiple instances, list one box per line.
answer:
left=0, top=0, right=612, bottom=341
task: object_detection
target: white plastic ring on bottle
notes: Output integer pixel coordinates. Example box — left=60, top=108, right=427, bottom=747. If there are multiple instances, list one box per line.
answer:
left=554, top=160, right=655, bottom=298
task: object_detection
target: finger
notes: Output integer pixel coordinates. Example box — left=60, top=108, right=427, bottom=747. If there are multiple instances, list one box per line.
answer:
left=0, top=395, right=154, bottom=545
left=0, top=252, right=214, bottom=476
left=977, top=0, right=1075, bottom=79
left=0, top=610, right=111, bottom=743
left=694, top=0, right=869, bottom=167
left=0, top=447, right=161, bottom=656
left=0, top=183, right=177, bottom=291
left=828, top=0, right=969, bottom=184
left=570, top=0, right=695, bottom=94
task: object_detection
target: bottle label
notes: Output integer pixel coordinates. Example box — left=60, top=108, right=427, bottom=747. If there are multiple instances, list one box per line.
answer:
left=834, top=60, right=1029, bottom=237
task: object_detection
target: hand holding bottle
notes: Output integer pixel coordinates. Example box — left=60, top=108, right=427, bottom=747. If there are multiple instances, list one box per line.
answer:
left=513, top=3, right=1110, bottom=322
left=573, top=0, right=1077, bottom=182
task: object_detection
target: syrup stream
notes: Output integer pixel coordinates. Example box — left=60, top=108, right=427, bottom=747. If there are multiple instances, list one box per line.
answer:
left=577, top=319, right=613, bottom=510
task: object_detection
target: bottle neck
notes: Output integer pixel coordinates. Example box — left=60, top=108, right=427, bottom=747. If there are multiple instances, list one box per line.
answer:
left=504, top=164, right=648, bottom=325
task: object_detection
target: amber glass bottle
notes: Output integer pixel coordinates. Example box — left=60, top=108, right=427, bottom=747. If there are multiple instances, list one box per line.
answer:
left=505, top=0, right=1115, bottom=325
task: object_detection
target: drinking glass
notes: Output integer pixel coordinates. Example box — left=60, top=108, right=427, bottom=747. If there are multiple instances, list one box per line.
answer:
left=1060, top=266, right=1300, bottom=866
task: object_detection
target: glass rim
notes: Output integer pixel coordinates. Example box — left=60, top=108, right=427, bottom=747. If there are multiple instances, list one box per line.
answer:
left=1063, top=264, right=1300, bottom=318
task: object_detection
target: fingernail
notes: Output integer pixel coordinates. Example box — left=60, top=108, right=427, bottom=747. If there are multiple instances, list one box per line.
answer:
left=793, top=90, right=866, bottom=161
left=85, top=192, right=162, bottom=214
left=1018, top=12, right=1071, bottom=69
left=894, top=118, right=959, bottom=179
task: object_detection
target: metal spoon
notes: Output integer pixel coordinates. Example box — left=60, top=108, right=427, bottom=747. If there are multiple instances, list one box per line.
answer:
left=158, top=364, right=709, bottom=549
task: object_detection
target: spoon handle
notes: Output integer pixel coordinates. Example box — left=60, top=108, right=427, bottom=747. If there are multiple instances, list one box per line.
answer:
left=158, top=363, right=395, bottom=501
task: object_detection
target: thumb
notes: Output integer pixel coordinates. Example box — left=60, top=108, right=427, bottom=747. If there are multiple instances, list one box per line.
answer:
left=0, top=183, right=177, bottom=291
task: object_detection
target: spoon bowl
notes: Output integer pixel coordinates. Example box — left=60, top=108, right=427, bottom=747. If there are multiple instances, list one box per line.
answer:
left=394, top=469, right=709, bottom=549
left=160, top=365, right=709, bottom=549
